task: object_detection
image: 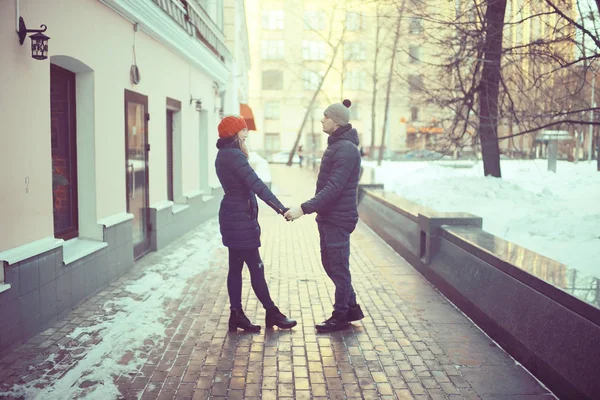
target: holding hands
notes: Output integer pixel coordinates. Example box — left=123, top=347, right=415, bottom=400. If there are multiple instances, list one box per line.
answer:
left=284, top=206, right=304, bottom=221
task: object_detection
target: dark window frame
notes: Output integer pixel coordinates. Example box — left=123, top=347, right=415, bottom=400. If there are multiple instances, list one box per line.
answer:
left=50, top=64, right=79, bottom=241
left=166, top=98, right=181, bottom=202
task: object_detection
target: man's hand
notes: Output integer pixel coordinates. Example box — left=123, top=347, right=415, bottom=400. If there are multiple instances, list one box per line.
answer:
left=284, top=206, right=304, bottom=221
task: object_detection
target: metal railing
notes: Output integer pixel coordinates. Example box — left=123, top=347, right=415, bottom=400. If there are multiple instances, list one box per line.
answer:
left=151, top=0, right=231, bottom=62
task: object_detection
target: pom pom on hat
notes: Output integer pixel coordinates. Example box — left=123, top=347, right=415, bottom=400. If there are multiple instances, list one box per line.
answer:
left=343, top=99, right=351, bottom=108
left=218, top=116, right=247, bottom=138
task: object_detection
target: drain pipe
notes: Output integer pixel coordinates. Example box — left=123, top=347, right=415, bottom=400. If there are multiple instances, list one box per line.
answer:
left=15, top=0, right=19, bottom=33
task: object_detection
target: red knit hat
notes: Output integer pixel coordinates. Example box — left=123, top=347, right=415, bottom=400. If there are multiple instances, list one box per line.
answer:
left=218, top=116, right=247, bottom=138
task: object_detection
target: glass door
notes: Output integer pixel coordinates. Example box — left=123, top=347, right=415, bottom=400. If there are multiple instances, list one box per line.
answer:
left=124, top=90, right=150, bottom=259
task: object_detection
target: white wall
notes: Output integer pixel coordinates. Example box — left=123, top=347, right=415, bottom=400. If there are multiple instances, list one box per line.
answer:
left=0, top=0, right=227, bottom=251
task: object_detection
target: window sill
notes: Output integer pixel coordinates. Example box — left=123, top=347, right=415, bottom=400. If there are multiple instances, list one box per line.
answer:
left=184, top=190, right=204, bottom=200
left=172, top=204, right=189, bottom=214
left=0, top=236, right=64, bottom=266
left=98, top=212, right=134, bottom=228
left=0, top=283, right=11, bottom=294
left=152, top=200, right=174, bottom=211
left=63, top=238, right=108, bottom=265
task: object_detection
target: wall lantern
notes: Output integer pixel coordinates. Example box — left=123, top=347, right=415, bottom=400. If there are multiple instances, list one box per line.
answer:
left=17, top=17, right=50, bottom=60
left=190, top=96, right=202, bottom=112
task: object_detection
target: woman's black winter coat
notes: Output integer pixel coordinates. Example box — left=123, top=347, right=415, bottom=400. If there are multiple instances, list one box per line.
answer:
left=215, top=137, right=286, bottom=249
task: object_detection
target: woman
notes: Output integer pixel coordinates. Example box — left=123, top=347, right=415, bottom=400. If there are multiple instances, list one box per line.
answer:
left=215, top=116, right=297, bottom=332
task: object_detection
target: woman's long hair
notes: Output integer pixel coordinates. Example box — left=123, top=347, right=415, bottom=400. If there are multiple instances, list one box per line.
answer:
left=232, top=134, right=249, bottom=159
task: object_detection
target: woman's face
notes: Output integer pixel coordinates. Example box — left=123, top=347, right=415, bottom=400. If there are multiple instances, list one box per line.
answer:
left=238, top=128, right=249, bottom=141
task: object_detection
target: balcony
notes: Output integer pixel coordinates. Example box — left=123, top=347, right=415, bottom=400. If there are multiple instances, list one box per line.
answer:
left=152, top=0, right=231, bottom=62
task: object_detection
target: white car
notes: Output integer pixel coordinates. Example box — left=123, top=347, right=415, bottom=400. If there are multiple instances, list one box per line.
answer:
left=269, top=151, right=300, bottom=164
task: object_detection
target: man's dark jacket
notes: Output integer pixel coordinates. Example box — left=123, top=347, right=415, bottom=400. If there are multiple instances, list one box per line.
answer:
left=301, top=124, right=361, bottom=231
left=215, top=138, right=286, bottom=249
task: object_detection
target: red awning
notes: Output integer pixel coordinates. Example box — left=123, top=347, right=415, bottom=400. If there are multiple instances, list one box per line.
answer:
left=240, top=104, right=257, bottom=131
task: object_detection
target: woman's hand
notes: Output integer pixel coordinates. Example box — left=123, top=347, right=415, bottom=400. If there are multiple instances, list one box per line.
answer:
left=284, top=207, right=304, bottom=221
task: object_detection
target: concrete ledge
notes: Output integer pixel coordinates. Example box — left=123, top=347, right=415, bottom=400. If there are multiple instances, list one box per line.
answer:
left=150, top=187, right=223, bottom=251
left=0, top=218, right=134, bottom=357
left=358, top=188, right=600, bottom=400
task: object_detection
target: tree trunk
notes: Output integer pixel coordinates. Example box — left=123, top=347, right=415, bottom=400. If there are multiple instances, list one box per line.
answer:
left=378, top=4, right=404, bottom=166
left=287, top=38, right=344, bottom=166
left=370, top=7, right=381, bottom=160
left=477, top=0, right=507, bottom=177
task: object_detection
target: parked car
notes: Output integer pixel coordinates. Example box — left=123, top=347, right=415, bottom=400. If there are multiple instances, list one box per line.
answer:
left=269, top=151, right=300, bottom=164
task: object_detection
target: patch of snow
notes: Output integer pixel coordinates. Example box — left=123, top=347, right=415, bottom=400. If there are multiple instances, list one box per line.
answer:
left=249, top=152, right=272, bottom=183
left=365, top=159, right=600, bottom=280
left=1, top=218, right=222, bottom=400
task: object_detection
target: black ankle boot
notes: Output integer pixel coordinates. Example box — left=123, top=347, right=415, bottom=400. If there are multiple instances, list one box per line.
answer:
left=229, top=309, right=261, bottom=332
left=347, top=304, right=365, bottom=322
left=265, top=306, right=297, bottom=329
left=315, top=311, right=349, bottom=332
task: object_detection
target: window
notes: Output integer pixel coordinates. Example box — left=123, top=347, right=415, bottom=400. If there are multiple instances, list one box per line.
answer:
left=304, top=10, right=325, bottom=30
left=166, top=98, right=182, bottom=203
left=262, top=10, right=284, bottom=30
left=302, top=41, right=326, bottom=61
left=50, top=64, right=79, bottom=240
left=408, top=74, right=423, bottom=92
left=344, top=42, right=366, bottom=61
left=263, top=70, right=283, bottom=90
left=303, top=70, right=322, bottom=91
left=344, top=70, right=367, bottom=90
left=409, top=17, right=423, bottom=34
left=265, top=133, right=281, bottom=152
left=346, top=12, right=363, bottom=31
left=410, top=106, right=419, bottom=121
left=349, top=102, right=360, bottom=120
left=264, top=101, right=280, bottom=119
left=166, top=110, right=175, bottom=201
left=408, top=45, right=421, bottom=63
left=261, top=40, right=285, bottom=60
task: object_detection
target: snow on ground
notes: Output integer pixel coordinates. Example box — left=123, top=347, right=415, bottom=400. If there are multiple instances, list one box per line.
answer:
left=1, top=218, right=223, bottom=400
left=249, top=152, right=271, bottom=183
left=364, top=159, right=600, bottom=280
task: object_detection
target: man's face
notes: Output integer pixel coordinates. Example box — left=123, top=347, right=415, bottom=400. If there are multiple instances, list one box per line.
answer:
left=321, top=114, right=339, bottom=135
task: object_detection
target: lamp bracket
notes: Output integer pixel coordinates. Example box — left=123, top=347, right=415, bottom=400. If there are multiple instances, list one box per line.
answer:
left=17, top=17, right=47, bottom=45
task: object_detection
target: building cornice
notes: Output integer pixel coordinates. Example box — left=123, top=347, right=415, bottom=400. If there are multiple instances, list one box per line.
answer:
left=98, top=0, right=230, bottom=85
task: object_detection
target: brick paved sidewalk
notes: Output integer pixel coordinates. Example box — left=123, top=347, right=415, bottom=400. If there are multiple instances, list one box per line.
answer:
left=0, top=165, right=553, bottom=399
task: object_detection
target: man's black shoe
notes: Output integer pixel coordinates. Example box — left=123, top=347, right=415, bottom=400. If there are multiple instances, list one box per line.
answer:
left=347, top=304, right=364, bottom=322
left=315, top=311, right=349, bottom=332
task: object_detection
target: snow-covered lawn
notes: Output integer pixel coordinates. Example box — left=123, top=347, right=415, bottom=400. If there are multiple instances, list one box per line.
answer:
left=364, top=159, right=600, bottom=280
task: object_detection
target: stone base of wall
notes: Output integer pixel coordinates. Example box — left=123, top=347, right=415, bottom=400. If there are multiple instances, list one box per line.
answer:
left=149, top=188, right=223, bottom=251
left=358, top=187, right=600, bottom=400
left=0, top=220, right=134, bottom=357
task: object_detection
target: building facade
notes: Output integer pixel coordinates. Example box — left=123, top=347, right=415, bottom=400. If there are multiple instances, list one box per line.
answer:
left=0, top=0, right=251, bottom=354
left=244, top=0, right=447, bottom=160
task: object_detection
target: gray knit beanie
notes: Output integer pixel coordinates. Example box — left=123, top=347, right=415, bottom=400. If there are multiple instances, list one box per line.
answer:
left=324, top=99, right=352, bottom=126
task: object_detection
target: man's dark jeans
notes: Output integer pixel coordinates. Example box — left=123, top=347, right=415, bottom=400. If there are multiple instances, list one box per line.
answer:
left=318, top=222, right=357, bottom=314
left=228, top=248, right=275, bottom=310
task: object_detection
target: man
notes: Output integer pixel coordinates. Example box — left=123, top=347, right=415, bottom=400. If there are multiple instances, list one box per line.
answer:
left=285, top=99, right=364, bottom=332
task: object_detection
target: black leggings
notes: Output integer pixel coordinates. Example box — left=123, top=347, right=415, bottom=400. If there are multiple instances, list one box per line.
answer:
left=227, top=248, right=275, bottom=310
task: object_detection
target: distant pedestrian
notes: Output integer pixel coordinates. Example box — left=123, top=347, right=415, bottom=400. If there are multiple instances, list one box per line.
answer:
left=298, top=145, right=304, bottom=168
left=215, top=116, right=297, bottom=332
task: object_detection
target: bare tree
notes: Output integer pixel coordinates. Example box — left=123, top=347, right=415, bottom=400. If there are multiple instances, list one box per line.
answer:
left=286, top=5, right=347, bottom=166
left=378, top=1, right=405, bottom=166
